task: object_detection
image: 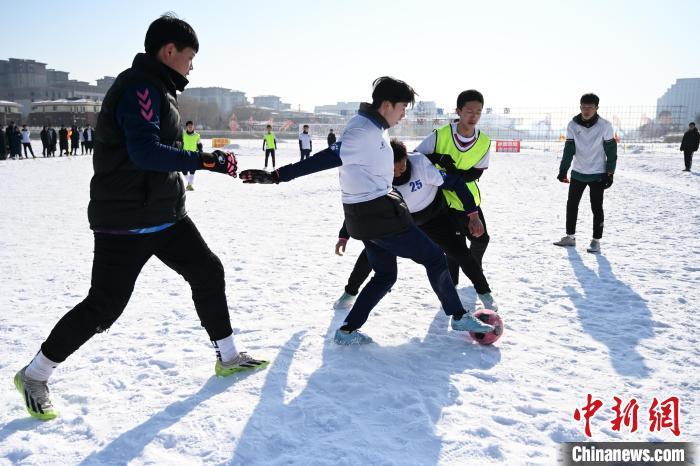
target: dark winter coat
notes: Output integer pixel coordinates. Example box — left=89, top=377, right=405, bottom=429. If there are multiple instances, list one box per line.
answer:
left=680, top=128, right=700, bottom=152
left=10, top=127, right=22, bottom=154
left=89, top=53, right=188, bottom=229
left=40, top=128, right=48, bottom=146
left=59, top=128, right=68, bottom=148
left=70, top=126, right=80, bottom=145
left=47, top=128, right=57, bottom=149
left=0, top=128, right=6, bottom=158
left=327, top=131, right=336, bottom=147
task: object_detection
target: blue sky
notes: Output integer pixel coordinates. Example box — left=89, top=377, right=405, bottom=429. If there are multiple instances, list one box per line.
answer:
left=4, top=0, right=696, bottom=111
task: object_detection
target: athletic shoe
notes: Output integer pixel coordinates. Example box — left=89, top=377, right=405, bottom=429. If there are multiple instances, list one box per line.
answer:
left=451, top=312, right=495, bottom=333
left=334, top=329, right=373, bottom=345
left=333, top=292, right=356, bottom=310
left=186, top=184, right=194, bottom=191
left=587, top=239, right=601, bottom=254
left=215, top=352, right=269, bottom=377
left=553, top=236, right=576, bottom=247
left=14, top=367, right=58, bottom=421
left=477, top=293, right=499, bottom=311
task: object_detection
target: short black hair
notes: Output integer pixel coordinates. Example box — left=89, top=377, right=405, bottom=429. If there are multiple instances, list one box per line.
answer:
left=266, top=124, right=272, bottom=129
left=580, top=93, right=600, bottom=106
left=690, top=122, right=696, bottom=126
left=390, top=138, right=408, bottom=162
left=371, top=76, right=416, bottom=109
left=303, top=124, right=309, bottom=128
left=145, top=14, right=199, bottom=56
left=457, top=90, right=484, bottom=109
left=186, top=120, right=193, bottom=125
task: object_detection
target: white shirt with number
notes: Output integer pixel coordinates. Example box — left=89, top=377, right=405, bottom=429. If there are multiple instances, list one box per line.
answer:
left=394, top=152, right=445, bottom=212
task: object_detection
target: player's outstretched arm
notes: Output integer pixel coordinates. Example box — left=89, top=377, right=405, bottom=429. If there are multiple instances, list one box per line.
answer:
left=240, top=145, right=342, bottom=184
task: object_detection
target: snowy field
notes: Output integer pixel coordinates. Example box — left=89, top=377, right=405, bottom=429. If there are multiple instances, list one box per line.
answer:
left=0, top=138, right=698, bottom=465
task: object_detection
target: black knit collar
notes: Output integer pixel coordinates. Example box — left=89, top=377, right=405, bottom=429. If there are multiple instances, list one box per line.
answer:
left=358, top=102, right=390, bottom=130
left=131, top=53, right=189, bottom=94
left=573, top=113, right=599, bottom=128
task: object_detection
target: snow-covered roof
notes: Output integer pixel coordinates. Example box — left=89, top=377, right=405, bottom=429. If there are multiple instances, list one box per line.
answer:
left=31, top=99, right=101, bottom=105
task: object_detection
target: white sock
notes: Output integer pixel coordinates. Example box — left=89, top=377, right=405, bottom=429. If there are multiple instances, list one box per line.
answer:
left=25, top=351, right=59, bottom=382
left=568, top=234, right=575, bottom=240
left=187, top=174, right=194, bottom=185
left=213, top=335, right=238, bottom=363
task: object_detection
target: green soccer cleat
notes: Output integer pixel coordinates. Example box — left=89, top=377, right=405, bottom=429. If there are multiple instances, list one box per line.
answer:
left=14, top=367, right=58, bottom=421
left=215, top=352, right=269, bottom=377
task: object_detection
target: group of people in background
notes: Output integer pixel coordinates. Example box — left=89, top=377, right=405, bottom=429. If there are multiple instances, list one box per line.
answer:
left=256, top=126, right=337, bottom=167
left=0, top=122, right=95, bottom=160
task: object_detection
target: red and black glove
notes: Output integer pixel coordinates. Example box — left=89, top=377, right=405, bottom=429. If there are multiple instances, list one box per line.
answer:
left=557, top=173, right=570, bottom=183
left=239, top=169, right=280, bottom=184
left=201, top=150, right=238, bottom=178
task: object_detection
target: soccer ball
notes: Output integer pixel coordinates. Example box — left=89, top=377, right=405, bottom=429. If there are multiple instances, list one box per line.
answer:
left=469, top=309, right=503, bottom=345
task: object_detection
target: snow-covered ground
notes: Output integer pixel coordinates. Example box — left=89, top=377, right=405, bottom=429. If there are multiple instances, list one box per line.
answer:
left=0, top=139, right=698, bottom=465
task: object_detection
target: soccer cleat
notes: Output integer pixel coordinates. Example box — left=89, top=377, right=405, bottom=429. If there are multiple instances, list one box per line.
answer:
left=215, top=352, right=269, bottom=377
left=333, top=292, right=356, bottom=310
left=477, top=293, right=499, bottom=312
left=451, top=312, right=495, bottom=333
left=186, top=184, right=194, bottom=191
left=14, top=367, right=58, bottom=421
left=553, top=235, right=576, bottom=247
left=334, top=328, right=373, bottom=345
left=587, top=239, right=601, bottom=254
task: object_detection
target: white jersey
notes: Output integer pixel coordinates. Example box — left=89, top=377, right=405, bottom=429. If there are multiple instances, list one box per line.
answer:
left=566, top=116, right=614, bottom=174
left=338, top=113, right=393, bottom=204
left=21, top=130, right=31, bottom=143
left=394, top=152, right=446, bottom=213
left=415, top=123, right=491, bottom=169
left=299, top=132, right=312, bottom=150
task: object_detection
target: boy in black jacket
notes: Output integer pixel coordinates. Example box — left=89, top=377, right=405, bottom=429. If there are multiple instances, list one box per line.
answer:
left=14, top=14, right=267, bottom=422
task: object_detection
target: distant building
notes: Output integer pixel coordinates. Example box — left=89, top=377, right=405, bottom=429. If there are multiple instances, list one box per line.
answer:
left=408, top=101, right=443, bottom=118
left=252, top=95, right=290, bottom=111
left=0, top=100, right=22, bottom=125
left=0, top=58, right=110, bottom=117
left=28, top=99, right=102, bottom=127
left=96, top=76, right=116, bottom=90
left=314, top=101, right=361, bottom=117
left=182, top=87, right=248, bottom=114
left=657, top=78, right=700, bottom=125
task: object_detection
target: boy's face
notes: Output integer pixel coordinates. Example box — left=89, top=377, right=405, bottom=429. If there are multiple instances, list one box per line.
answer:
left=393, top=157, right=407, bottom=177
left=267, top=127, right=272, bottom=133
left=162, top=44, right=196, bottom=77
left=186, top=123, right=194, bottom=132
left=382, top=100, right=408, bottom=127
left=580, top=103, right=598, bottom=120
left=456, top=101, right=483, bottom=127
left=303, top=126, right=308, bottom=132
